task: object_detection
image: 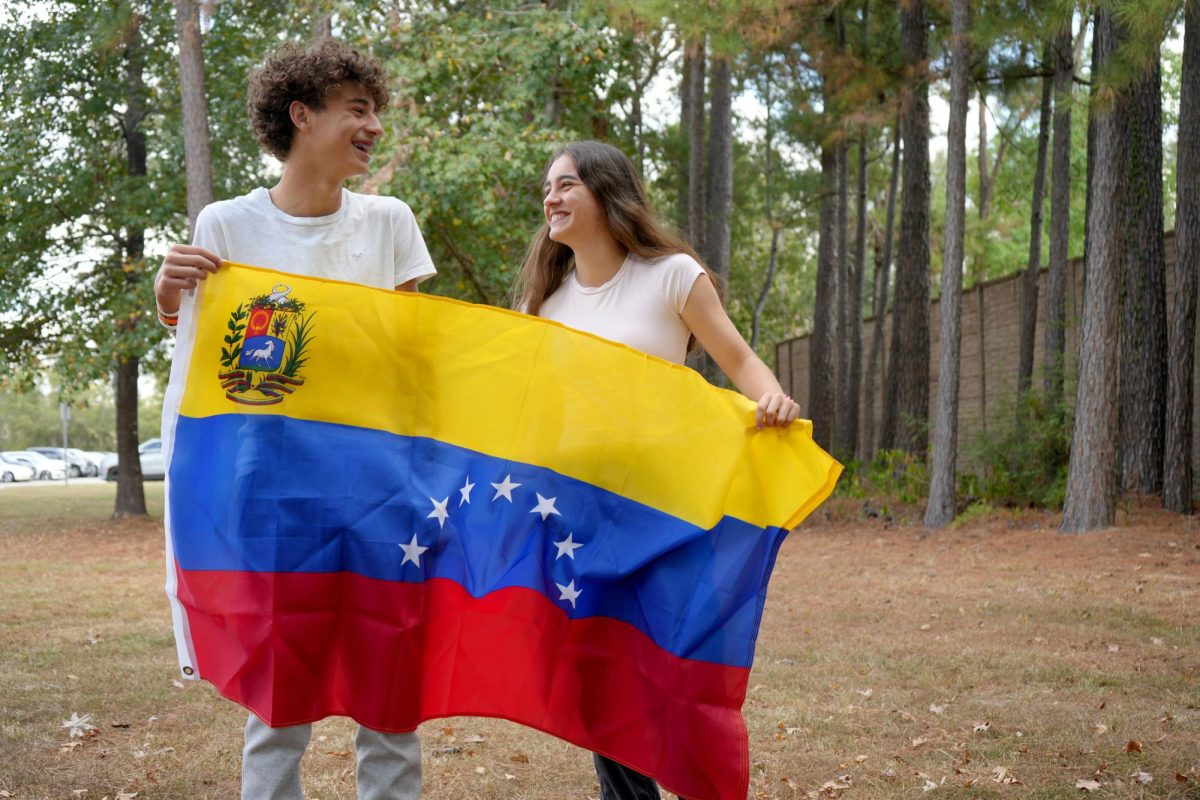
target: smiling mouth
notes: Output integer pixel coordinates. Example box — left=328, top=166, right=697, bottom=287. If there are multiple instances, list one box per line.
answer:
left=352, top=142, right=372, bottom=156
left=549, top=212, right=569, bottom=224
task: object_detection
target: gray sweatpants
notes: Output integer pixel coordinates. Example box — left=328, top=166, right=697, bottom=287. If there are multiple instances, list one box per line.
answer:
left=241, top=713, right=421, bottom=800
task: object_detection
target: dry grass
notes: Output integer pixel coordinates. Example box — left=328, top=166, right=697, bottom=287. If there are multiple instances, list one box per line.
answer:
left=0, top=486, right=1197, bottom=799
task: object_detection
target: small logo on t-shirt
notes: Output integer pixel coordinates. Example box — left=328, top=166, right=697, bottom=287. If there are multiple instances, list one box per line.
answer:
left=352, top=249, right=366, bottom=259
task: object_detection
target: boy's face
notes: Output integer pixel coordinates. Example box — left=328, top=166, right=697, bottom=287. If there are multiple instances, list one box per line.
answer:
left=293, top=82, right=382, bottom=178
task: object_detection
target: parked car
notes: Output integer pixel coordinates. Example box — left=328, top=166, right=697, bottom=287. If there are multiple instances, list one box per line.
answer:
left=0, top=454, right=36, bottom=482
left=79, top=451, right=107, bottom=475
left=102, top=439, right=165, bottom=481
left=27, top=446, right=97, bottom=477
left=2, top=450, right=68, bottom=480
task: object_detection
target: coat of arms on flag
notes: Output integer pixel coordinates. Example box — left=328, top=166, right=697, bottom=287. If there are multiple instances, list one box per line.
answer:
left=161, top=262, right=841, bottom=800
left=217, top=283, right=312, bottom=405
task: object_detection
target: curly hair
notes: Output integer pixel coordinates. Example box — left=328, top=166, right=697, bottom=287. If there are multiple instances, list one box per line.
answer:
left=247, top=39, right=390, bottom=161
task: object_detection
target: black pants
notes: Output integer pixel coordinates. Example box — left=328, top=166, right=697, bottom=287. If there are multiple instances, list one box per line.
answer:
left=594, top=753, right=661, bottom=800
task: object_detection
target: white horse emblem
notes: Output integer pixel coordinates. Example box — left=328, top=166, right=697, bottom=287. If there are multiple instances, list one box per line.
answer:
left=245, top=340, right=277, bottom=365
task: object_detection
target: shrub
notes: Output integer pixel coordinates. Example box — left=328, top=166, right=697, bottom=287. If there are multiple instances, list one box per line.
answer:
left=964, top=391, right=1072, bottom=509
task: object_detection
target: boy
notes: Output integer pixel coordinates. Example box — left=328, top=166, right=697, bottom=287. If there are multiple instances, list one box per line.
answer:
left=154, top=39, right=434, bottom=800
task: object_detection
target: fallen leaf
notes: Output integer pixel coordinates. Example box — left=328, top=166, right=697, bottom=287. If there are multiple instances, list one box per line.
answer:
left=474, top=767, right=485, bottom=775
left=1125, top=740, right=1142, bottom=753
left=510, top=753, right=529, bottom=764
left=115, top=793, right=137, bottom=800
left=911, top=737, right=930, bottom=748
left=1075, top=779, right=1102, bottom=791
left=991, top=766, right=1020, bottom=785
left=854, top=755, right=868, bottom=764
left=441, top=726, right=454, bottom=736
left=1091, top=723, right=1108, bottom=736
left=921, top=779, right=938, bottom=792
left=972, top=722, right=991, bottom=733
left=1150, top=637, right=1164, bottom=646
left=61, top=713, right=96, bottom=739
left=464, top=735, right=486, bottom=743
left=857, top=688, right=873, bottom=698
left=60, top=740, right=83, bottom=753
left=171, top=680, right=184, bottom=689
left=504, top=774, right=515, bottom=780
left=929, top=704, right=945, bottom=715
left=1130, top=771, right=1153, bottom=785
left=919, top=624, right=932, bottom=631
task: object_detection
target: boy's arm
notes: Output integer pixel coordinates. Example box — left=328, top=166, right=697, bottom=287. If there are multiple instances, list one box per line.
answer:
left=395, top=278, right=419, bottom=292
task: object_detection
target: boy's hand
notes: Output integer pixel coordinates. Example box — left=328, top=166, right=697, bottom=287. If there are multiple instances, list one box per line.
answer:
left=155, top=245, right=222, bottom=314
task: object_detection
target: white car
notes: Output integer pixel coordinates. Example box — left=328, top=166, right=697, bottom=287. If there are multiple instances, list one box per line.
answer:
left=28, top=446, right=97, bottom=477
left=0, top=454, right=36, bottom=482
left=2, top=450, right=68, bottom=480
left=102, top=439, right=165, bottom=481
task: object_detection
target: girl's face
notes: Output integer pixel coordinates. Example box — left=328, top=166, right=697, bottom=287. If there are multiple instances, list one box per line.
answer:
left=543, top=155, right=608, bottom=249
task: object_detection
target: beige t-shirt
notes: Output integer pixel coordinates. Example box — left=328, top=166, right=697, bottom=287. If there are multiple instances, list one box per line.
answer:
left=538, top=252, right=706, bottom=364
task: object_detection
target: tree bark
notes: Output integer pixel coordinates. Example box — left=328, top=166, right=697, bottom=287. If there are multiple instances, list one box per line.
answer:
left=882, top=0, right=930, bottom=456
left=114, top=12, right=148, bottom=519
left=863, top=119, right=900, bottom=460
left=173, top=0, right=214, bottom=235
left=1063, top=9, right=1126, bottom=532
left=810, top=144, right=839, bottom=450
left=684, top=38, right=706, bottom=253
left=1165, top=0, right=1200, bottom=514
left=1017, top=56, right=1053, bottom=398
left=1045, top=24, right=1073, bottom=402
left=1118, top=56, right=1167, bottom=495
left=847, top=0, right=869, bottom=460
left=925, top=0, right=969, bottom=528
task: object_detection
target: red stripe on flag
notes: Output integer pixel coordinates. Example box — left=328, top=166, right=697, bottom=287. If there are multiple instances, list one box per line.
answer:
left=177, top=567, right=751, bottom=800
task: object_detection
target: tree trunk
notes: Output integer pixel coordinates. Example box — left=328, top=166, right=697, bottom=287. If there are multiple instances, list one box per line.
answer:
left=1062, top=9, right=1126, bottom=532
left=834, top=137, right=852, bottom=458
left=704, top=55, right=733, bottom=296
left=684, top=38, right=706, bottom=253
left=751, top=68, right=778, bottom=352
left=925, top=0, right=969, bottom=528
left=114, top=12, right=148, bottom=519
left=1045, top=24, right=1073, bottom=402
left=1017, top=57, right=1053, bottom=398
left=863, top=119, right=900, bottom=460
left=173, top=0, right=214, bottom=235
left=312, top=12, right=332, bottom=40
left=810, top=145, right=839, bottom=450
left=1118, top=56, right=1167, bottom=495
left=882, top=0, right=930, bottom=456
left=848, top=0, right=869, bottom=460
left=1165, top=0, right=1200, bottom=514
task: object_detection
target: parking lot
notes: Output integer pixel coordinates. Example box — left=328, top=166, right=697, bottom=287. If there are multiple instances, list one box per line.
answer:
left=0, top=476, right=108, bottom=491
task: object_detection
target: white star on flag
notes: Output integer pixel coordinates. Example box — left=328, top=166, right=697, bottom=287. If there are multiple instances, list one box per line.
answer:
left=491, top=474, right=521, bottom=502
left=554, top=532, right=583, bottom=560
left=556, top=579, right=582, bottom=608
left=399, top=534, right=429, bottom=567
left=530, top=492, right=561, bottom=521
left=428, top=496, right=450, bottom=528
left=459, top=476, right=475, bottom=506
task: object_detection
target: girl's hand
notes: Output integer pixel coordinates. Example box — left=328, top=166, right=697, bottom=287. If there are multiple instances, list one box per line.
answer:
left=756, top=391, right=799, bottom=430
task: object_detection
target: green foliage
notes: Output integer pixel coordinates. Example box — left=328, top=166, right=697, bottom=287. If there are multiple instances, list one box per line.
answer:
left=0, top=382, right=162, bottom=451
left=281, top=313, right=314, bottom=378
left=963, top=391, right=1074, bottom=510
left=835, top=449, right=929, bottom=506
left=220, top=305, right=248, bottom=368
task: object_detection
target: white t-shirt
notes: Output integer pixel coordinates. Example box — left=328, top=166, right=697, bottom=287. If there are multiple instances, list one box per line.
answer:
left=538, top=252, right=706, bottom=364
left=193, top=187, right=436, bottom=290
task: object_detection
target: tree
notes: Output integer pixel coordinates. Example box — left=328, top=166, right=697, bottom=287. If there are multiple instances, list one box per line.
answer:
left=1165, top=0, right=1199, bottom=513
left=862, top=119, right=900, bottom=460
left=810, top=142, right=839, bottom=450
left=1044, top=19, right=1074, bottom=402
left=681, top=37, right=706, bottom=251
left=704, top=54, right=734, bottom=301
left=1016, top=50, right=1052, bottom=398
left=1063, top=8, right=1126, bottom=532
left=881, top=0, right=930, bottom=456
left=173, top=0, right=214, bottom=233
left=926, top=0, right=969, bottom=528
left=1117, top=15, right=1168, bottom=495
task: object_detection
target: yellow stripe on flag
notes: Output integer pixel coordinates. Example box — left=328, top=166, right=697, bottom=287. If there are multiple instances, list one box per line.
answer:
left=179, top=263, right=840, bottom=531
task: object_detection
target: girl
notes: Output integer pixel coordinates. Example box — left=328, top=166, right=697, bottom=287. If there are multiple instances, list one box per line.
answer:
left=513, top=140, right=800, bottom=799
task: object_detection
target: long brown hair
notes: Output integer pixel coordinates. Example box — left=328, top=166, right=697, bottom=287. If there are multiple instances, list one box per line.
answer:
left=512, top=141, right=719, bottom=316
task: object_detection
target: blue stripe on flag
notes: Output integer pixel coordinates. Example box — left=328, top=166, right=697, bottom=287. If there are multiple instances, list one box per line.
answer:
left=168, top=413, right=787, bottom=668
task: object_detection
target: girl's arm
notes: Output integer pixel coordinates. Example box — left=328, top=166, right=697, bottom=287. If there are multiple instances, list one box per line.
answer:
left=680, top=275, right=800, bottom=429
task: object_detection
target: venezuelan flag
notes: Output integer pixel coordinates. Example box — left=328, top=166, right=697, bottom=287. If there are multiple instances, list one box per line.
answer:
left=162, top=262, right=840, bottom=800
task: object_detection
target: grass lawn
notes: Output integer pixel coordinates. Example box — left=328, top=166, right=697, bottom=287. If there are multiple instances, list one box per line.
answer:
left=0, top=485, right=1197, bottom=799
